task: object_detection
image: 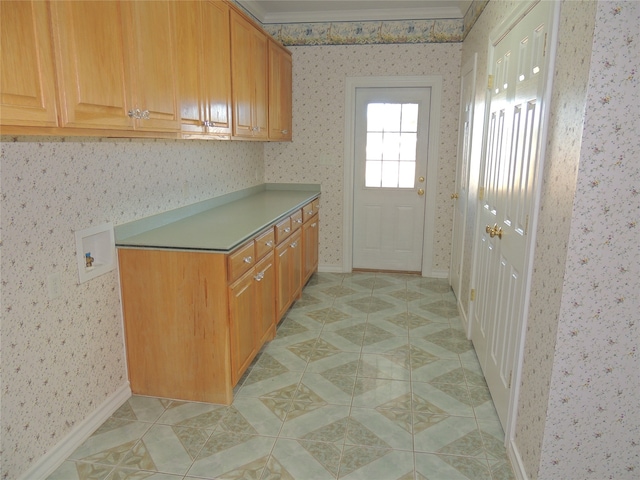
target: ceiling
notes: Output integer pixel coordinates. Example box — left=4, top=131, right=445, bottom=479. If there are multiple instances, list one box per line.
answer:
left=237, top=0, right=473, bottom=24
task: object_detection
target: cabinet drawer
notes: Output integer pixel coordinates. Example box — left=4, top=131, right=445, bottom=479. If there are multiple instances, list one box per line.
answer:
left=303, top=198, right=320, bottom=222
left=290, top=209, right=303, bottom=231
left=254, top=227, right=275, bottom=260
left=275, top=217, right=292, bottom=244
left=228, top=241, right=255, bottom=282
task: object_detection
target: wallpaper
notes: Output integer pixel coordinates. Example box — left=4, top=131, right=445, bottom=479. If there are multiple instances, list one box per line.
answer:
left=515, top=1, right=598, bottom=477
left=537, top=1, right=639, bottom=478
left=0, top=137, right=263, bottom=479
left=263, top=42, right=462, bottom=273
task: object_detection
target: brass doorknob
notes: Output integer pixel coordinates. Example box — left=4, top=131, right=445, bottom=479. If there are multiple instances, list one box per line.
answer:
left=485, top=224, right=503, bottom=239
left=418, top=176, right=425, bottom=183
left=451, top=193, right=459, bottom=199
left=417, top=188, right=425, bottom=196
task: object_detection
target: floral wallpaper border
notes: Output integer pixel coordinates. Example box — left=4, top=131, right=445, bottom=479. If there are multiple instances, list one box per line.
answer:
left=236, top=1, right=488, bottom=46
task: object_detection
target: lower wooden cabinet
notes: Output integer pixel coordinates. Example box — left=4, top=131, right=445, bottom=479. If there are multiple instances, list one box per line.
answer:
left=303, top=216, right=319, bottom=284
left=229, top=251, right=276, bottom=385
left=118, top=198, right=318, bottom=405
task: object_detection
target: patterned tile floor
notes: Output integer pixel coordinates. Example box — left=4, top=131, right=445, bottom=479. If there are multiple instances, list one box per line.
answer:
left=49, top=272, right=516, bottom=480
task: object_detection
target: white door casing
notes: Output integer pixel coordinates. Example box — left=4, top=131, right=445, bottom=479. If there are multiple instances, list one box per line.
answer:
left=471, top=0, right=558, bottom=431
left=343, top=76, right=443, bottom=276
left=450, top=54, right=478, bottom=327
left=352, top=87, right=431, bottom=271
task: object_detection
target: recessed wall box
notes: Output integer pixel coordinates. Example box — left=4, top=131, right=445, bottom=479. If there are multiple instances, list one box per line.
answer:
left=75, top=222, right=116, bottom=283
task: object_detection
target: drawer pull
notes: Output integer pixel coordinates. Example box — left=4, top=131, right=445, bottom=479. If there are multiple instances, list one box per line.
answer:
left=243, top=256, right=253, bottom=264
left=295, top=218, right=302, bottom=224
left=311, top=222, right=317, bottom=227
left=254, top=272, right=264, bottom=281
left=290, top=241, right=298, bottom=248
left=265, top=241, right=274, bottom=247
left=284, top=227, right=291, bottom=233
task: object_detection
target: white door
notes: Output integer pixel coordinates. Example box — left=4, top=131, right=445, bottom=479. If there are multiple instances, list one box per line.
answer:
left=471, top=0, right=554, bottom=427
left=352, top=87, right=431, bottom=271
left=450, top=55, right=477, bottom=308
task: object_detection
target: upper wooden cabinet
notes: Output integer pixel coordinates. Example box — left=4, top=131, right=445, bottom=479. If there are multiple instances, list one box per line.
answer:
left=268, top=40, right=293, bottom=141
left=176, top=0, right=232, bottom=138
left=51, top=1, right=179, bottom=132
left=230, top=9, right=269, bottom=140
left=0, top=1, right=59, bottom=128
left=1, top=0, right=291, bottom=141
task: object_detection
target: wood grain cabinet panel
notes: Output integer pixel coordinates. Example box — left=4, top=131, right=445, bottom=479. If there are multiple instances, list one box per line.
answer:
left=303, top=216, right=320, bottom=284
left=118, top=248, right=232, bottom=405
left=52, top=0, right=179, bottom=132
left=127, top=1, right=180, bottom=132
left=0, top=0, right=59, bottom=127
left=230, top=9, right=268, bottom=139
left=176, top=0, right=232, bottom=138
left=268, top=40, right=292, bottom=141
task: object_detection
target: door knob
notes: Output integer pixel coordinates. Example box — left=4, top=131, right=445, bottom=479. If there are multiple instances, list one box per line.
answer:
left=417, top=188, right=425, bottom=196
left=451, top=193, right=459, bottom=199
left=485, top=224, right=503, bottom=239
left=418, top=176, right=425, bottom=183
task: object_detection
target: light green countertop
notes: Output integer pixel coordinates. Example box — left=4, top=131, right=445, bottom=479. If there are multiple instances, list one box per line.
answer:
left=115, top=184, right=320, bottom=252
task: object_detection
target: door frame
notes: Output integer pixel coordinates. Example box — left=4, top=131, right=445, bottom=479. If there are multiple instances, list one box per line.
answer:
left=450, top=53, right=477, bottom=331
left=342, top=75, right=443, bottom=276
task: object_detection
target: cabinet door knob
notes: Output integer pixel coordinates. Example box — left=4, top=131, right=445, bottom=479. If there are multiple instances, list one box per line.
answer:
left=281, top=129, right=288, bottom=134
left=243, top=256, right=253, bottom=264
left=266, top=241, right=274, bottom=247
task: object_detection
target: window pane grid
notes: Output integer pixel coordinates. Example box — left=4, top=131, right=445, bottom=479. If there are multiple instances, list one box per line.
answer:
left=365, top=102, right=418, bottom=188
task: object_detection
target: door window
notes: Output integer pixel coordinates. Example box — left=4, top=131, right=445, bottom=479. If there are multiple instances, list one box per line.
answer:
left=365, top=103, right=419, bottom=188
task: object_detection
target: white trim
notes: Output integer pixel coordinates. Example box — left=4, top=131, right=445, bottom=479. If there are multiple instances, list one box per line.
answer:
left=429, top=269, right=450, bottom=279
left=342, top=75, right=443, bottom=277
left=318, top=264, right=344, bottom=274
left=18, top=383, right=132, bottom=480
left=508, top=437, right=529, bottom=480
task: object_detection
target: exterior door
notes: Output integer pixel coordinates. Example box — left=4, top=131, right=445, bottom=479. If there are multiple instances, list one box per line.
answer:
left=471, top=0, right=554, bottom=427
left=353, top=87, right=431, bottom=271
left=450, top=55, right=477, bottom=308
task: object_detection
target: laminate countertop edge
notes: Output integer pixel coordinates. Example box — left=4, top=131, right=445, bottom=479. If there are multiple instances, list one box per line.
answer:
left=115, top=184, right=321, bottom=253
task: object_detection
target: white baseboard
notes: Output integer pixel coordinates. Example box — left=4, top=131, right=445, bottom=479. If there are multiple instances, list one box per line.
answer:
left=508, top=437, right=529, bottom=480
left=318, top=264, right=344, bottom=273
left=19, top=383, right=132, bottom=480
left=426, top=269, right=449, bottom=279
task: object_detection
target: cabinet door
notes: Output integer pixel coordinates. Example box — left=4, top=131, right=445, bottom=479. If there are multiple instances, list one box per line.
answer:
left=303, top=217, right=319, bottom=283
left=229, top=269, right=258, bottom=385
left=275, top=240, right=292, bottom=321
left=52, top=1, right=132, bottom=130
left=230, top=10, right=268, bottom=139
left=255, top=252, right=276, bottom=346
left=268, top=40, right=292, bottom=141
left=176, top=0, right=231, bottom=137
left=175, top=0, right=203, bottom=133
left=1, top=1, right=59, bottom=127
left=128, top=1, right=180, bottom=131
left=289, top=229, right=303, bottom=301
left=201, top=0, right=232, bottom=134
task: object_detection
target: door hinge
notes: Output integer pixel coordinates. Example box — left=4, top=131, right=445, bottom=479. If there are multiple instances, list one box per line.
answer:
left=543, top=33, right=548, bottom=57
left=508, top=370, right=513, bottom=388
left=525, top=214, right=529, bottom=235
left=487, top=74, right=494, bottom=90
left=470, top=289, right=476, bottom=301
left=478, top=187, right=485, bottom=201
